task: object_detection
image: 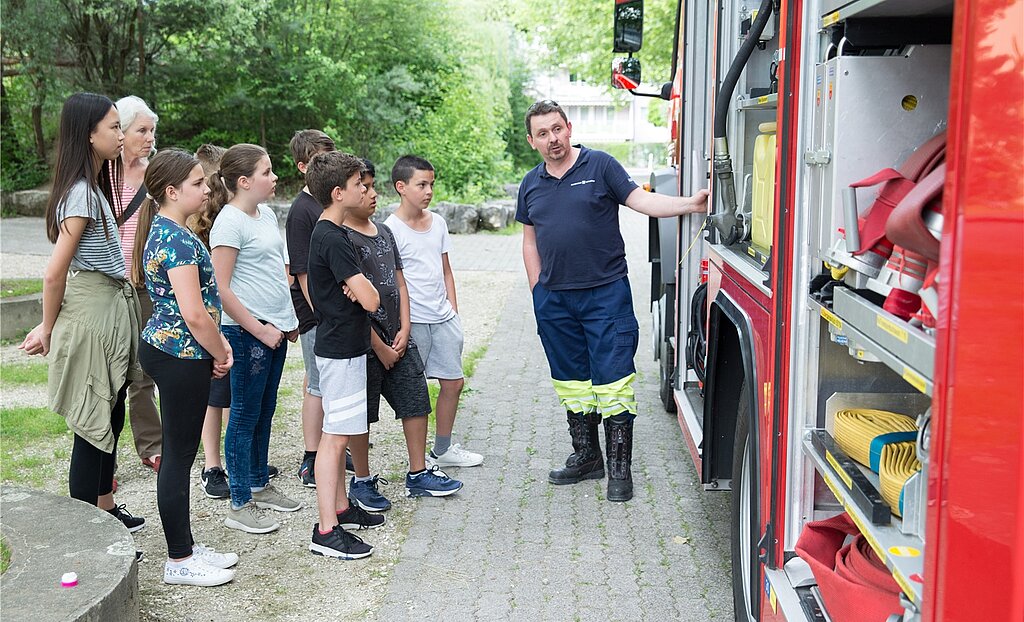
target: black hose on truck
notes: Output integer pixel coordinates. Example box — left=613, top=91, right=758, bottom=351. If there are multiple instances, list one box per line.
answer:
left=709, top=0, right=774, bottom=245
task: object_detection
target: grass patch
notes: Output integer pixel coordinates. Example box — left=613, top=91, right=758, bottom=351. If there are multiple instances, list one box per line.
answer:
left=1, top=406, right=71, bottom=483
left=0, top=278, right=43, bottom=299
left=462, top=345, right=488, bottom=378
left=426, top=344, right=489, bottom=427
left=483, top=221, right=522, bottom=236
left=1, top=360, right=48, bottom=386
left=0, top=538, right=9, bottom=575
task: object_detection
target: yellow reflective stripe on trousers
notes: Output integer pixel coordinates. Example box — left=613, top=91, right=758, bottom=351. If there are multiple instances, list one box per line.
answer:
left=593, top=373, right=637, bottom=417
left=551, top=379, right=598, bottom=413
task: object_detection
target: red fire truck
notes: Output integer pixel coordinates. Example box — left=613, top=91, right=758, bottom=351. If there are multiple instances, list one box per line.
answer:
left=611, top=0, right=1023, bottom=620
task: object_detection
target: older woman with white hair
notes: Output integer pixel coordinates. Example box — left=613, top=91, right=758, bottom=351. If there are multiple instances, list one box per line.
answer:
left=114, top=95, right=163, bottom=474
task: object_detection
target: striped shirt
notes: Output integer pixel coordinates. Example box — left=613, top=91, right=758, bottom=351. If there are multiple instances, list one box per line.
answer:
left=115, top=183, right=143, bottom=269
left=63, top=179, right=126, bottom=280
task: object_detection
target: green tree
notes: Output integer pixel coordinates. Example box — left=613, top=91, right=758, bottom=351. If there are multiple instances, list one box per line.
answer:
left=513, top=0, right=677, bottom=90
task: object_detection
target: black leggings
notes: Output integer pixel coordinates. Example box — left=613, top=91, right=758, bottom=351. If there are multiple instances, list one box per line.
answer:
left=69, top=384, right=127, bottom=504
left=139, top=341, right=212, bottom=559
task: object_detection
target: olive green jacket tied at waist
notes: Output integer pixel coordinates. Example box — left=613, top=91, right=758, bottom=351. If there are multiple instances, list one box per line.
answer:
left=47, top=270, right=142, bottom=453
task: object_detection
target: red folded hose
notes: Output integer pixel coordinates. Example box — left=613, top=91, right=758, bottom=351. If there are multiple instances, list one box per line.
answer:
left=795, top=513, right=904, bottom=622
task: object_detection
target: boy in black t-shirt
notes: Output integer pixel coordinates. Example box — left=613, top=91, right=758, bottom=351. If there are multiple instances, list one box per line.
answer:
left=285, top=129, right=339, bottom=488
left=304, top=151, right=384, bottom=559
left=343, top=160, right=463, bottom=505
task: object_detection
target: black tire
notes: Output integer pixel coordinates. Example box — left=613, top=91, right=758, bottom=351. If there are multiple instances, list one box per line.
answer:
left=659, top=339, right=677, bottom=414
left=730, top=381, right=760, bottom=622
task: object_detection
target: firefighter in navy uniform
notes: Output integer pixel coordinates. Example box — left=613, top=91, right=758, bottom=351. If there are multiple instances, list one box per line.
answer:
left=516, top=100, right=708, bottom=502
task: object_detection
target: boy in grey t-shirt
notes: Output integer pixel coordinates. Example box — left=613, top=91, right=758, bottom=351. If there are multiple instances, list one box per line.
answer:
left=344, top=161, right=463, bottom=504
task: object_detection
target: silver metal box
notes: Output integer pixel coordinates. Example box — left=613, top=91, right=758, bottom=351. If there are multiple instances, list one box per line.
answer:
left=809, top=46, right=950, bottom=262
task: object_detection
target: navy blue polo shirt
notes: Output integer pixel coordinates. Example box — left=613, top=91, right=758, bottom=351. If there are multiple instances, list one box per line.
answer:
left=516, top=146, right=638, bottom=290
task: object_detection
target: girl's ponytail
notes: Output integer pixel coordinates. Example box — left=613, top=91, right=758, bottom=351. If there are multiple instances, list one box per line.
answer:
left=130, top=149, right=202, bottom=286
left=130, top=194, right=157, bottom=287
left=191, top=143, right=266, bottom=249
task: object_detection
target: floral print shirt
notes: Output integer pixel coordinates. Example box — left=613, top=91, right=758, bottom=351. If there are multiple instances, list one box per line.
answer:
left=141, top=214, right=222, bottom=359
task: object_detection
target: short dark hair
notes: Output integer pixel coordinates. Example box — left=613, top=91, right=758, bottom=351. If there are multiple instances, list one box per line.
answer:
left=306, top=151, right=364, bottom=208
left=289, top=129, right=336, bottom=167
left=361, top=158, right=376, bottom=178
left=525, top=99, right=568, bottom=135
left=391, top=155, right=434, bottom=189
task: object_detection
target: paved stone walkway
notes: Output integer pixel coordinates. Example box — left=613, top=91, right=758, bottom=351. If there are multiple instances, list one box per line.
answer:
left=373, top=209, right=732, bottom=621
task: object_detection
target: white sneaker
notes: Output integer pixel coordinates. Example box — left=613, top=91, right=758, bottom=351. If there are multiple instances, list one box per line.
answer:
left=192, top=544, right=239, bottom=569
left=164, top=556, right=235, bottom=587
left=428, top=443, right=484, bottom=467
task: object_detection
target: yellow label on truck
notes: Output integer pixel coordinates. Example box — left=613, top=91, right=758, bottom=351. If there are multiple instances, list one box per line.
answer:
left=877, top=315, right=909, bottom=343
left=903, top=368, right=928, bottom=393
left=823, top=11, right=841, bottom=26
left=826, top=451, right=853, bottom=489
left=821, top=307, right=843, bottom=330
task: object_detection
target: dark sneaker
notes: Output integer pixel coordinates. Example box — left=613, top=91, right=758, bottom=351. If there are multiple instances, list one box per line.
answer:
left=309, top=524, right=373, bottom=560
left=349, top=475, right=391, bottom=512
left=108, top=504, right=145, bottom=533
left=298, top=456, right=317, bottom=488
left=201, top=467, right=230, bottom=499
left=336, top=504, right=386, bottom=530
left=405, top=466, right=464, bottom=498
left=268, top=464, right=279, bottom=479
left=345, top=449, right=355, bottom=473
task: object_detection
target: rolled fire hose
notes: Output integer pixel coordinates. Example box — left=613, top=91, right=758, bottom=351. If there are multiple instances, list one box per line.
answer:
left=834, top=408, right=920, bottom=518
left=834, top=408, right=917, bottom=469
left=878, top=441, right=921, bottom=517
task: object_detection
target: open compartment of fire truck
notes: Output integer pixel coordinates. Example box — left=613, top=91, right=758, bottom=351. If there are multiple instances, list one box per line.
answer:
left=784, top=0, right=956, bottom=620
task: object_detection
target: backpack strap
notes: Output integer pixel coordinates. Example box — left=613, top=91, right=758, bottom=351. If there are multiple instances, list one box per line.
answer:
left=116, top=185, right=148, bottom=228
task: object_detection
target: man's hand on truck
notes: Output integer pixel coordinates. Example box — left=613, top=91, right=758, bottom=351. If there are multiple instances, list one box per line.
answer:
left=625, top=187, right=710, bottom=218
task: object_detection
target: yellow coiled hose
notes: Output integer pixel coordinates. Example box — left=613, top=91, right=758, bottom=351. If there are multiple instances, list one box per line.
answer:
left=834, top=408, right=920, bottom=517
left=834, top=409, right=917, bottom=467
left=878, top=442, right=921, bottom=517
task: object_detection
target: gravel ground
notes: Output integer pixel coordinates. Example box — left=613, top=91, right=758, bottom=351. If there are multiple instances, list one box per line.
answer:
left=0, top=268, right=519, bottom=621
left=0, top=253, right=50, bottom=279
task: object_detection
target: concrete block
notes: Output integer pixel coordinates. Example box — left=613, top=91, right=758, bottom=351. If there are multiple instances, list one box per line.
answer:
left=0, top=486, right=139, bottom=622
left=2, top=190, right=49, bottom=217
left=0, top=293, right=42, bottom=340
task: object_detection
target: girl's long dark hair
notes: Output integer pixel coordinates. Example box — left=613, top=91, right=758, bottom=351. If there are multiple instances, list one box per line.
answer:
left=45, top=93, right=123, bottom=243
left=130, top=149, right=202, bottom=287
left=192, top=143, right=266, bottom=248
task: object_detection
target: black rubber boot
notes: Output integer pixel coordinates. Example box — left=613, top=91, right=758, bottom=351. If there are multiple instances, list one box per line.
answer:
left=548, top=411, right=604, bottom=484
left=604, top=414, right=634, bottom=502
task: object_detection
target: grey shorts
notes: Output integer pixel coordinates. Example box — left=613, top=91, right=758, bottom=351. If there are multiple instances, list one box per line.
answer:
left=299, top=327, right=321, bottom=397
left=410, top=315, right=464, bottom=380
left=316, top=354, right=368, bottom=436
left=367, top=342, right=430, bottom=423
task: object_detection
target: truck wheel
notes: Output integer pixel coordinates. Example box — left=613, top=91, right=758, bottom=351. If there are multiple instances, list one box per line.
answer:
left=731, top=381, right=760, bottom=621
left=659, top=339, right=677, bottom=414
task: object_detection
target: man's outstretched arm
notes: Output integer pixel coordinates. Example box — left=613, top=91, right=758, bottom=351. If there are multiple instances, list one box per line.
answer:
left=625, top=187, right=710, bottom=218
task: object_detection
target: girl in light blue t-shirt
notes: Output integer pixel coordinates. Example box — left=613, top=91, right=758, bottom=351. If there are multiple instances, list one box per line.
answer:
left=195, top=144, right=300, bottom=534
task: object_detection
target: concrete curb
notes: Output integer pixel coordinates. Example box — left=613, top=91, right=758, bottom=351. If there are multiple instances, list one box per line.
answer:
left=0, top=293, right=42, bottom=340
left=0, top=486, right=139, bottom=622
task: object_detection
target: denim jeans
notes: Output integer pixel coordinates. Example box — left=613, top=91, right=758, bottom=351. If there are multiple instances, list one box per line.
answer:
left=222, top=325, right=287, bottom=506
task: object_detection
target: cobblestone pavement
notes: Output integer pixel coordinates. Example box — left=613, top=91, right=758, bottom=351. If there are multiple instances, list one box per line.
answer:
left=373, top=209, right=733, bottom=621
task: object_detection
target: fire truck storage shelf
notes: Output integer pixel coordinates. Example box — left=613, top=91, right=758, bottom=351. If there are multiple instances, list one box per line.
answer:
left=802, top=431, right=925, bottom=606
left=820, top=0, right=954, bottom=27
left=737, top=93, right=778, bottom=111
left=811, top=287, right=935, bottom=395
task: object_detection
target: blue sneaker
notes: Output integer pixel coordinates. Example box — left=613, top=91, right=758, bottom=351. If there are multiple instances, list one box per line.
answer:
left=405, top=466, right=464, bottom=498
left=349, top=475, right=392, bottom=512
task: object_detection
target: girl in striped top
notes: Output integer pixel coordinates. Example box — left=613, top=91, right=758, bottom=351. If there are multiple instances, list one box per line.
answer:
left=19, top=93, right=146, bottom=533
